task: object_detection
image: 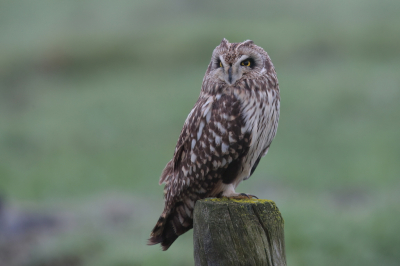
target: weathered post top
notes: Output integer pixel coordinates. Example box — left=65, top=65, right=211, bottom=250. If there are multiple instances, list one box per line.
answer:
left=193, top=198, right=286, bottom=266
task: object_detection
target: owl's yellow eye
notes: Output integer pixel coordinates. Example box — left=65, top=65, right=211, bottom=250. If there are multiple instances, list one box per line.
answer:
left=219, top=62, right=223, bottom=68
left=241, top=60, right=251, bottom=67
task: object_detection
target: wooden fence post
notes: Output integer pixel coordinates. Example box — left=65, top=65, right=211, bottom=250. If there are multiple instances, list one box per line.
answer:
left=193, top=198, right=286, bottom=266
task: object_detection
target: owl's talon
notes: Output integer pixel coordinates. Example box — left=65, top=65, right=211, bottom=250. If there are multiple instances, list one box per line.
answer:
left=240, top=193, right=258, bottom=199
left=224, top=193, right=258, bottom=200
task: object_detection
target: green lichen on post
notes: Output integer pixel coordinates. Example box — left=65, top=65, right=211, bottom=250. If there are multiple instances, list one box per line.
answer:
left=205, top=197, right=274, bottom=204
left=193, top=198, right=286, bottom=266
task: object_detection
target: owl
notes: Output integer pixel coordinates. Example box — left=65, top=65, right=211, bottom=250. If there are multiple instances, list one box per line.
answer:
left=148, top=39, right=280, bottom=250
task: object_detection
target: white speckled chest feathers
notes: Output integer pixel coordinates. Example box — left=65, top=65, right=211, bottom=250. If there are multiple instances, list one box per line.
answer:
left=235, top=79, right=280, bottom=182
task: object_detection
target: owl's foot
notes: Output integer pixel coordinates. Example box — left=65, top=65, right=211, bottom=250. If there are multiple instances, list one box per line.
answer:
left=240, top=193, right=259, bottom=199
left=224, top=193, right=258, bottom=200
left=220, top=184, right=258, bottom=199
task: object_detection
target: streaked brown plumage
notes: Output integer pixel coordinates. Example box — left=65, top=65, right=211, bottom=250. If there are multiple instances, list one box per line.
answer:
left=148, top=39, right=280, bottom=250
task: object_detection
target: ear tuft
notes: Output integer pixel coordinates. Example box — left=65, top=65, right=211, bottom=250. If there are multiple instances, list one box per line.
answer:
left=242, top=40, right=254, bottom=46
left=219, top=38, right=229, bottom=48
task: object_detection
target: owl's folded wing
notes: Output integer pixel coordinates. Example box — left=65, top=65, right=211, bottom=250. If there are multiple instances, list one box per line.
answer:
left=161, top=92, right=253, bottom=205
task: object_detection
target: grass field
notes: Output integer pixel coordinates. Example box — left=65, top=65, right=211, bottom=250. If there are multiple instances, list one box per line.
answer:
left=0, top=1, right=399, bottom=265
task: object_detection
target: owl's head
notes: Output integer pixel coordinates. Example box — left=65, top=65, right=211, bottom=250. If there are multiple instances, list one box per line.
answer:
left=205, top=38, right=273, bottom=86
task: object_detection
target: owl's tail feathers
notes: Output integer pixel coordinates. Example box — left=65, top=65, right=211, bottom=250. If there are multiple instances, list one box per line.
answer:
left=147, top=213, right=175, bottom=250
left=148, top=202, right=193, bottom=251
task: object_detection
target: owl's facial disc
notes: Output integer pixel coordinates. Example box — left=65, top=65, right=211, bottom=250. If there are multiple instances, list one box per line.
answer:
left=218, top=55, right=253, bottom=85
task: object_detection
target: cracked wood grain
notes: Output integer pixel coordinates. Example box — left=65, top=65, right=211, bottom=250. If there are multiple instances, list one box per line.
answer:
left=193, top=198, right=286, bottom=266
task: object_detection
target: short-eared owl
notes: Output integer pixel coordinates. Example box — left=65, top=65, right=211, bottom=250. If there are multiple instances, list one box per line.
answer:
left=148, top=39, right=280, bottom=250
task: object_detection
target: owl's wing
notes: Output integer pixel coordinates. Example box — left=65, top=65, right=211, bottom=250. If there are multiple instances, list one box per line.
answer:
left=158, top=96, right=207, bottom=185
left=165, top=91, right=254, bottom=206
left=149, top=92, right=251, bottom=250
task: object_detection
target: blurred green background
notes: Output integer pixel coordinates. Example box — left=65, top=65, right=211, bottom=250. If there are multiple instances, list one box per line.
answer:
left=0, top=0, right=399, bottom=265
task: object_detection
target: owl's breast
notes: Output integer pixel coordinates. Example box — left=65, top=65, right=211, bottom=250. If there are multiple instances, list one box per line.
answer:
left=234, top=83, right=280, bottom=181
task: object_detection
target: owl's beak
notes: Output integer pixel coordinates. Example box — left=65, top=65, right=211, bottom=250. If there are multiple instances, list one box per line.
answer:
left=228, top=67, right=233, bottom=84
left=224, top=65, right=239, bottom=85
left=221, top=63, right=239, bottom=85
